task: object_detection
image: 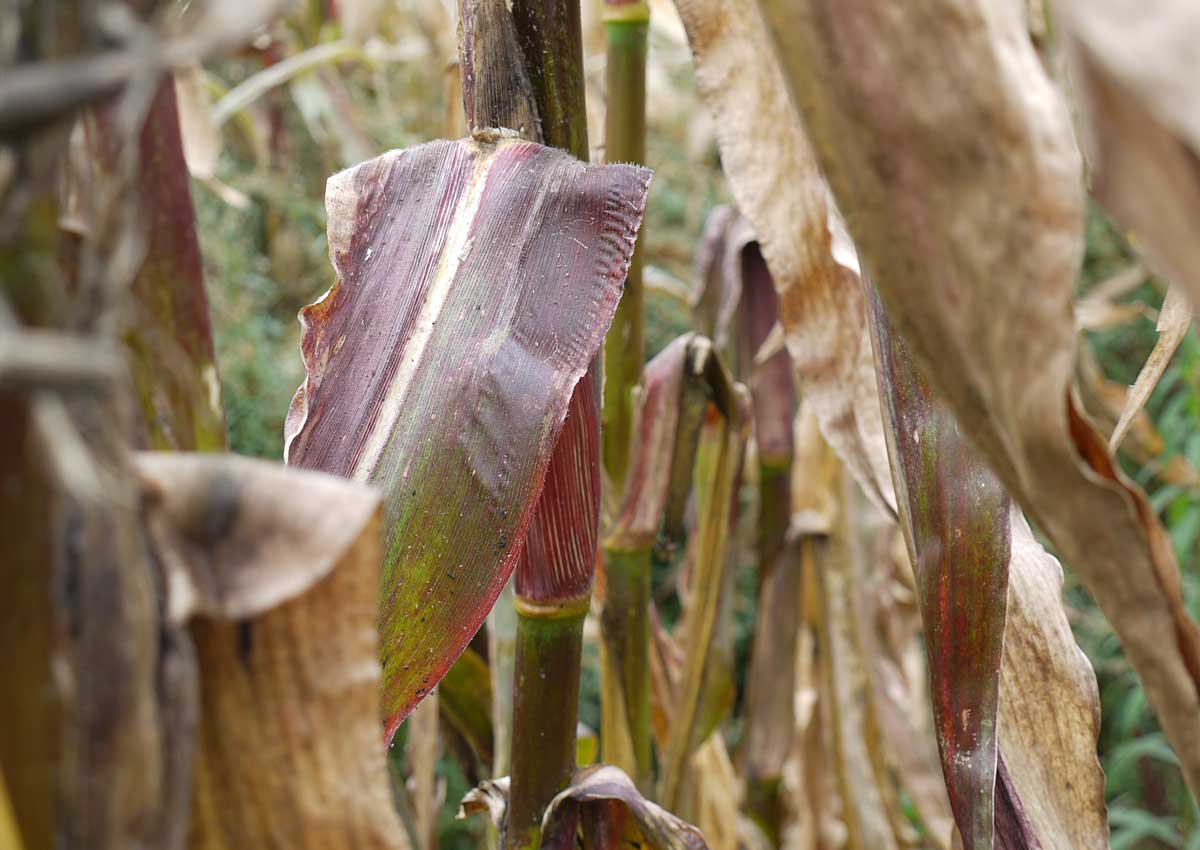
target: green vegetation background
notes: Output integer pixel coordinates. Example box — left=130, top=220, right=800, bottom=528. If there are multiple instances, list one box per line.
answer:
left=196, top=23, right=1199, bottom=849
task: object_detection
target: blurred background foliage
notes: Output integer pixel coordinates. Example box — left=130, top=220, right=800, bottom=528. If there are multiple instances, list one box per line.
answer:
left=190, top=2, right=1198, bottom=846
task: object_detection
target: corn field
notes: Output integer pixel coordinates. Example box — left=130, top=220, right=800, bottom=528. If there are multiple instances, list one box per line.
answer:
left=3, top=2, right=1200, bottom=850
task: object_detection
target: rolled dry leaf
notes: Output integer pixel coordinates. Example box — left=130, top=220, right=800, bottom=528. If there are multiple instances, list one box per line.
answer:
left=1054, top=0, right=1200, bottom=305
left=658, top=386, right=748, bottom=811
left=815, top=469, right=900, bottom=850
left=284, top=136, right=650, bottom=738
left=686, top=737, right=744, bottom=850
left=756, top=0, right=1200, bottom=800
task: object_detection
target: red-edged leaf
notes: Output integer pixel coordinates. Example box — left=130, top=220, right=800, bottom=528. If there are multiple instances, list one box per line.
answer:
left=869, top=286, right=1009, bottom=850
left=285, top=136, right=650, bottom=738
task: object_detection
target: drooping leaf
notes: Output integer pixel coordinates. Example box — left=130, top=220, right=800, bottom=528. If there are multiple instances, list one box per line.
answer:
left=690, top=207, right=797, bottom=839
left=869, top=288, right=1009, bottom=850
left=463, top=766, right=709, bottom=850
left=757, top=0, right=1200, bottom=802
left=691, top=205, right=795, bottom=464
left=137, top=453, right=382, bottom=624
left=1054, top=0, right=1200, bottom=304
left=674, top=2, right=1110, bottom=842
left=284, top=136, right=650, bottom=738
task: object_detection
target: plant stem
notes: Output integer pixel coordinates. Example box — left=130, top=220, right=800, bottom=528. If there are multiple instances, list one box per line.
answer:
left=598, top=546, right=652, bottom=783
left=598, top=0, right=652, bottom=790
left=601, top=1, right=649, bottom=491
left=506, top=598, right=587, bottom=850
left=510, top=0, right=590, bottom=160
left=742, top=461, right=797, bottom=844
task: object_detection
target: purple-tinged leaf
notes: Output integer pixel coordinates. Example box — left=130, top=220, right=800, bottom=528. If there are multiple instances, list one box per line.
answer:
left=461, top=766, right=709, bottom=850
left=542, top=765, right=709, bottom=850
left=285, top=136, right=650, bottom=739
left=691, top=205, right=795, bottom=467
left=608, top=333, right=739, bottom=554
left=515, top=368, right=601, bottom=604
left=869, top=286, right=1008, bottom=850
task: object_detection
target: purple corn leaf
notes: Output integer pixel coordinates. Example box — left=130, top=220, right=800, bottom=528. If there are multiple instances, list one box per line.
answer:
left=514, top=367, right=601, bottom=604
left=285, top=136, right=650, bottom=739
left=868, top=286, right=1009, bottom=850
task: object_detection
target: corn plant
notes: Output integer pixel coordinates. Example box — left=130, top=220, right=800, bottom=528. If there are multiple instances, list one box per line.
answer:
left=4, top=1, right=1200, bottom=850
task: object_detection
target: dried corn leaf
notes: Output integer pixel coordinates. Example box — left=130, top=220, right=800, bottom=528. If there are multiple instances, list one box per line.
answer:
left=1109, top=285, right=1192, bottom=451
left=997, top=514, right=1108, bottom=850
left=816, top=469, right=899, bottom=850
left=658, top=380, right=747, bottom=811
left=1055, top=0, right=1200, bottom=304
left=692, top=205, right=796, bottom=464
left=609, top=333, right=739, bottom=552
left=672, top=0, right=891, bottom=514
left=757, top=0, right=1200, bottom=800
left=138, top=454, right=407, bottom=850
left=284, top=136, right=650, bottom=737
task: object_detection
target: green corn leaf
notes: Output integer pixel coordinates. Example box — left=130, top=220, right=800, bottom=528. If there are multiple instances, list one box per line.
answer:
left=285, top=135, right=650, bottom=739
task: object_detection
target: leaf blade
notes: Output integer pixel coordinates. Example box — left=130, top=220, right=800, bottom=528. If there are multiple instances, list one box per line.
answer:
left=285, top=137, right=650, bottom=736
